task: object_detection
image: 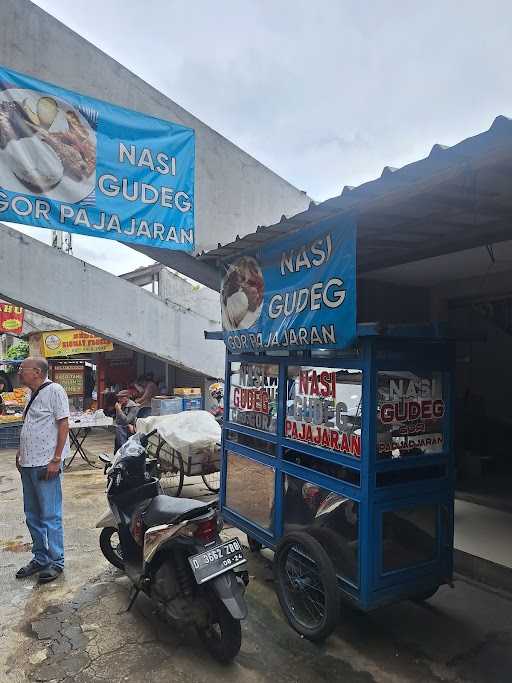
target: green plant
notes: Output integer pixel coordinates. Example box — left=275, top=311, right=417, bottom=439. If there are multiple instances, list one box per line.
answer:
left=6, top=340, right=29, bottom=371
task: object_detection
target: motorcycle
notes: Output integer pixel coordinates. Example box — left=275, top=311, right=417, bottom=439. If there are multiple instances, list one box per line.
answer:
left=96, top=429, right=248, bottom=663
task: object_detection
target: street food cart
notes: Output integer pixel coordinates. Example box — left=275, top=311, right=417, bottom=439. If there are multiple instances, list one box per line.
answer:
left=215, top=216, right=455, bottom=641
left=220, top=326, right=454, bottom=640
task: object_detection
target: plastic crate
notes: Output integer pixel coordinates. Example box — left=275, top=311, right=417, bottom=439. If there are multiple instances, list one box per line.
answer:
left=182, top=397, right=203, bottom=411
left=0, top=423, right=22, bottom=449
left=151, top=397, right=183, bottom=415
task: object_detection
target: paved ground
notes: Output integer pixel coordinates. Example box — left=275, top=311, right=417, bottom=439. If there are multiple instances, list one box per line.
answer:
left=1, top=433, right=512, bottom=682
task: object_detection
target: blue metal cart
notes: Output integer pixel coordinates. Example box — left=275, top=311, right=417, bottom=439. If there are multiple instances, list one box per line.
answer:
left=219, top=324, right=455, bottom=641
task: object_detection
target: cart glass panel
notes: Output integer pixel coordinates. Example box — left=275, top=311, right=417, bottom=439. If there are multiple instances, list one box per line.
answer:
left=225, top=430, right=276, bottom=456
left=286, top=366, right=362, bottom=458
left=381, top=505, right=438, bottom=573
left=376, top=371, right=445, bottom=459
left=283, top=474, right=359, bottom=585
left=283, top=448, right=360, bottom=486
left=229, top=362, right=279, bottom=434
left=225, top=451, right=275, bottom=530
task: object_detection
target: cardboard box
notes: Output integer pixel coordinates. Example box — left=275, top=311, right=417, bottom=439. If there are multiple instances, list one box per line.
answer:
left=174, top=387, right=202, bottom=396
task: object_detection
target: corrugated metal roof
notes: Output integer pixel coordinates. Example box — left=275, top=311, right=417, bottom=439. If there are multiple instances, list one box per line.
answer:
left=198, top=115, right=512, bottom=275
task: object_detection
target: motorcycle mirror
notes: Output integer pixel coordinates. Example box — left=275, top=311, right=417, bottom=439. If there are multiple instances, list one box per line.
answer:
left=139, top=428, right=158, bottom=448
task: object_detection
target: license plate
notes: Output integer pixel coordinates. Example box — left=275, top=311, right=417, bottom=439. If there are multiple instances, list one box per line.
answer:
left=188, top=538, right=246, bottom=584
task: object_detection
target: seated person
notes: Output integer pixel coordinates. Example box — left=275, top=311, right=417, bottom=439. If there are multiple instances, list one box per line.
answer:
left=103, top=391, right=139, bottom=451
left=113, top=390, right=140, bottom=451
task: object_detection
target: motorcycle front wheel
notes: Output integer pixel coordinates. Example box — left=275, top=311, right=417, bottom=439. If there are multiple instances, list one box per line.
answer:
left=197, top=595, right=241, bottom=663
left=99, top=527, right=125, bottom=571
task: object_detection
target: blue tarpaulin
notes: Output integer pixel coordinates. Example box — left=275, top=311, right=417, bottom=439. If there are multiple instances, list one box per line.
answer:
left=221, top=215, right=357, bottom=352
left=0, top=66, right=195, bottom=251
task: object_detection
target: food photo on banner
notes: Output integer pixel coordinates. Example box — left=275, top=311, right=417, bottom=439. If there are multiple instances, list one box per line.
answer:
left=221, top=215, right=357, bottom=352
left=0, top=65, right=195, bottom=250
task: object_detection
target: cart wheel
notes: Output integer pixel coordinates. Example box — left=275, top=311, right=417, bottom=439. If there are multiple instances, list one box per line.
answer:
left=274, top=531, right=339, bottom=642
left=247, top=535, right=262, bottom=553
left=201, top=471, right=220, bottom=493
left=155, top=444, right=184, bottom=497
left=412, top=586, right=439, bottom=603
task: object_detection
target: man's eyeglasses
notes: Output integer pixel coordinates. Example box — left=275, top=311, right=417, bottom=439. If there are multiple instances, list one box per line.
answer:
left=18, top=366, right=40, bottom=373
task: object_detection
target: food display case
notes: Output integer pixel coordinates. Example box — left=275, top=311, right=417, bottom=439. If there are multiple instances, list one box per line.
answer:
left=219, top=325, right=455, bottom=640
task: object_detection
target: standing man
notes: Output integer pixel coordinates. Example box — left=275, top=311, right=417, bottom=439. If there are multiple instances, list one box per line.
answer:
left=15, top=357, right=69, bottom=584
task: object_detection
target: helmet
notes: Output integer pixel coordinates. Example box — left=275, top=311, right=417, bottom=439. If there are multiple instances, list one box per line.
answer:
left=209, top=382, right=224, bottom=402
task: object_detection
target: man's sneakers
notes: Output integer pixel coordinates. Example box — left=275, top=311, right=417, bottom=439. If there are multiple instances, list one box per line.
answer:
left=15, top=560, right=63, bottom=583
left=15, top=560, right=46, bottom=579
left=38, top=566, right=63, bottom=584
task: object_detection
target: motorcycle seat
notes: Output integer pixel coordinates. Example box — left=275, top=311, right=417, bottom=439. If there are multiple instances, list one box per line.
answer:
left=143, top=494, right=212, bottom=527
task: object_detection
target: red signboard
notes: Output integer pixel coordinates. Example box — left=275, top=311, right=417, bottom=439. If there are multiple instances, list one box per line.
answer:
left=0, top=301, right=24, bottom=335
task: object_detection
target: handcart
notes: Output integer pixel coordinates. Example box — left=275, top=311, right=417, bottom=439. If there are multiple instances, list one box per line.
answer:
left=144, top=422, right=221, bottom=496
left=219, top=325, right=455, bottom=642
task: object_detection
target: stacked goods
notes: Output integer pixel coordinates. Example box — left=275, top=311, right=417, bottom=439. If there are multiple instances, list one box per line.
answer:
left=2, top=387, right=29, bottom=406
left=173, top=387, right=202, bottom=411
left=1, top=387, right=28, bottom=423
left=0, top=414, right=23, bottom=423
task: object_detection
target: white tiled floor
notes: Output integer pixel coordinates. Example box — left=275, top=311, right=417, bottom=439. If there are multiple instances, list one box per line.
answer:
left=455, top=499, right=512, bottom=568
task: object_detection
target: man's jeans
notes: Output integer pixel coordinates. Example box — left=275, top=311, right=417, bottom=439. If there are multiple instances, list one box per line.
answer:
left=20, top=466, right=64, bottom=569
left=115, top=425, right=129, bottom=452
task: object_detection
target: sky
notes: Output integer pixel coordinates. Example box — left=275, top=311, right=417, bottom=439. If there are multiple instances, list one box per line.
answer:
left=9, top=0, right=512, bottom=273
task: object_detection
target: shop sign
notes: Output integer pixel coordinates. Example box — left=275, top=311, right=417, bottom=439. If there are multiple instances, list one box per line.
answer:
left=286, top=367, right=362, bottom=457
left=0, top=66, right=195, bottom=251
left=0, top=300, right=23, bottom=334
left=376, top=372, right=445, bottom=456
left=53, top=364, right=85, bottom=396
left=229, top=362, right=278, bottom=434
left=221, top=215, right=356, bottom=352
left=42, top=329, right=113, bottom=357
left=104, top=346, right=134, bottom=367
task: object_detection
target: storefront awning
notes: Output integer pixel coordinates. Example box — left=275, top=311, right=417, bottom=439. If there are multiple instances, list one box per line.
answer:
left=197, top=115, right=512, bottom=285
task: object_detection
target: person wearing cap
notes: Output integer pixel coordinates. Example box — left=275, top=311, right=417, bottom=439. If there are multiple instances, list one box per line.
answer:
left=114, top=390, right=140, bottom=451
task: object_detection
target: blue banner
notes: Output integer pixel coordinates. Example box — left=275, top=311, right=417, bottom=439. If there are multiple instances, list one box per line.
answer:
left=0, top=66, right=195, bottom=250
left=221, top=215, right=356, bottom=352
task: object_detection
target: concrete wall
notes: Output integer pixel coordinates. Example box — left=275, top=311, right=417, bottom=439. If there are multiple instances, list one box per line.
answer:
left=23, top=311, right=70, bottom=335
left=158, top=270, right=220, bottom=326
left=0, top=0, right=310, bottom=281
left=0, top=223, right=224, bottom=378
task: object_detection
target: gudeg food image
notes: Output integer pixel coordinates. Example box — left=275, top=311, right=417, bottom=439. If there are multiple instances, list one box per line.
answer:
left=0, top=90, right=96, bottom=201
left=221, top=256, right=265, bottom=330
left=5, top=136, right=63, bottom=191
left=225, top=290, right=249, bottom=329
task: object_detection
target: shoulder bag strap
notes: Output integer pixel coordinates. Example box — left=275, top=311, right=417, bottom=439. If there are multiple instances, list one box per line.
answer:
left=23, top=381, right=52, bottom=417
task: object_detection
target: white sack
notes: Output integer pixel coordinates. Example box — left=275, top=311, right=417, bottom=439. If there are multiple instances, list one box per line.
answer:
left=136, top=410, right=221, bottom=459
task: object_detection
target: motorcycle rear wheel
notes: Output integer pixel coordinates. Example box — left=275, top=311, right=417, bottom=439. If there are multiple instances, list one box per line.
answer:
left=197, top=595, right=241, bottom=663
left=99, top=527, right=125, bottom=571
